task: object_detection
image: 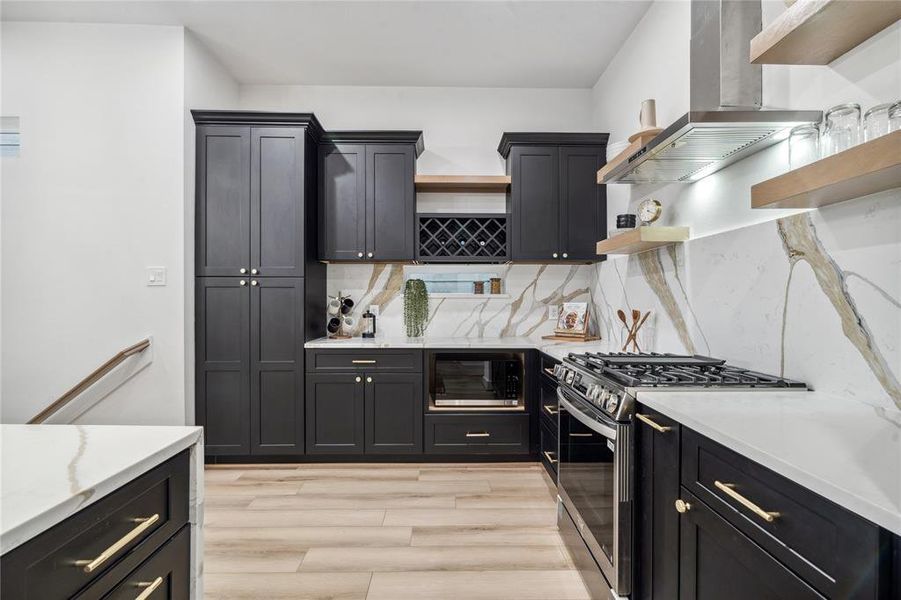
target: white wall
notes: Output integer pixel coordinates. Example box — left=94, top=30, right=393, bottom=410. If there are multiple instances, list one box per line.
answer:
left=1, top=22, right=185, bottom=423
left=591, top=0, right=901, bottom=238
left=183, top=30, right=240, bottom=424
left=240, top=85, right=594, bottom=175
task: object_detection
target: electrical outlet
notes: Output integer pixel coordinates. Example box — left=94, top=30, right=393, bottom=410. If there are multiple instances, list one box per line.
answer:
left=547, top=304, right=558, bottom=319
left=146, top=267, right=167, bottom=286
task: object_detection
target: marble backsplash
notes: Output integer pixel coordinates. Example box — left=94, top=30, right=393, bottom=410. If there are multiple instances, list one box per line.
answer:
left=325, top=263, right=593, bottom=340
left=589, top=191, right=901, bottom=412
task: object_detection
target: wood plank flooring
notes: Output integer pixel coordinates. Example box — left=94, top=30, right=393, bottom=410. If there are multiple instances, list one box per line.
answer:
left=203, top=463, right=589, bottom=600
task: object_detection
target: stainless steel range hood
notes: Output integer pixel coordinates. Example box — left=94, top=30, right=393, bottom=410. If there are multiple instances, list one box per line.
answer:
left=601, top=0, right=821, bottom=184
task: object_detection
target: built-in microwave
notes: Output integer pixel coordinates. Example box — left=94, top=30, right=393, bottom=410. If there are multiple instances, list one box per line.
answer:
left=428, top=351, right=523, bottom=409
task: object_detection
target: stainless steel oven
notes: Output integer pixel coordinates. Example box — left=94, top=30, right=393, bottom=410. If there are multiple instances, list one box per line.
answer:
left=557, top=386, right=632, bottom=599
left=428, top=352, right=523, bottom=408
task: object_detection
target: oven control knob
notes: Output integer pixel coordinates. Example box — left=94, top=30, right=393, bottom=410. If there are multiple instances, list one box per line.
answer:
left=605, top=393, right=620, bottom=413
left=598, top=388, right=610, bottom=402
left=565, top=371, right=574, bottom=384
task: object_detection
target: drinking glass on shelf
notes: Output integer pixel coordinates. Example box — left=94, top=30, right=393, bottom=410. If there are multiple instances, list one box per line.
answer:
left=889, top=102, right=901, bottom=133
left=863, top=103, right=893, bottom=142
left=788, top=124, right=819, bottom=169
left=821, top=103, right=860, bottom=157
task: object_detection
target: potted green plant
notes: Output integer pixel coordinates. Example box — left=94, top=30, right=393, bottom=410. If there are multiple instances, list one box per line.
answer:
left=403, top=279, right=429, bottom=338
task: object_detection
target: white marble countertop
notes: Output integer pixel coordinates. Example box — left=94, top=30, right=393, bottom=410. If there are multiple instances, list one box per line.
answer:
left=636, top=390, right=901, bottom=536
left=0, top=424, right=203, bottom=554
left=304, top=336, right=608, bottom=360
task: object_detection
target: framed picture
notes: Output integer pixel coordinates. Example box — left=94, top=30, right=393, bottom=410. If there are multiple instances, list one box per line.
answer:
left=555, top=302, right=589, bottom=336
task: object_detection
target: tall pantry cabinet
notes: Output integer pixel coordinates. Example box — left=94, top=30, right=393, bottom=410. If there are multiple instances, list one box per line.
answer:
left=193, top=111, right=326, bottom=459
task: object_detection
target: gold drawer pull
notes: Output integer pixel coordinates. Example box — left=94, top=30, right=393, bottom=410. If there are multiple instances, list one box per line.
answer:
left=714, top=481, right=781, bottom=523
left=543, top=368, right=555, bottom=376
left=569, top=432, right=593, bottom=438
left=134, top=576, right=164, bottom=600
left=543, top=404, right=559, bottom=416
left=542, top=451, right=558, bottom=464
left=76, top=514, right=160, bottom=573
left=675, top=499, right=691, bottom=513
left=465, top=432, right=490, bottom=438
left=351, top=359, right=376, bottom=364
left=636, top=413, right=671, bottom=433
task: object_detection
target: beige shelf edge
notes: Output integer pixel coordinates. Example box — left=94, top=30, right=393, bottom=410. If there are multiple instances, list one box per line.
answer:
left=415, top=175, right=511, bottom=193
left=750, top=0, right=901, bottom=65
left=752, top=131, right=901, bottom=209
left=596, top=226, right=690, bottom=256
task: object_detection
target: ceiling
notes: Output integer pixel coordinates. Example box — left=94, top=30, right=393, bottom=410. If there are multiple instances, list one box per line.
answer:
left=1, top=1, right=652, bottom=88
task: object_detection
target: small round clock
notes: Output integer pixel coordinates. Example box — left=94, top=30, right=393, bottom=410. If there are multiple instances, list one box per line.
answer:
left=638, top=198, right=662, bottom=225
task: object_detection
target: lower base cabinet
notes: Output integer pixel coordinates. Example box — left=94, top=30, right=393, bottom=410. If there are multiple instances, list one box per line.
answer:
left=424, top=414, right=530, bottom=454
left=305, top=372, right=422, bottom=455
left=678, top=489, right=824, bottom=600
left=539, top=419, right=558, bottom=479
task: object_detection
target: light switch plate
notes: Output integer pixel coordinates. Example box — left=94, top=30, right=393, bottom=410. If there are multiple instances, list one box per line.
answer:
left=146, top=267, right=167, bottom=286
left=547, top=304, right=558, bottom=319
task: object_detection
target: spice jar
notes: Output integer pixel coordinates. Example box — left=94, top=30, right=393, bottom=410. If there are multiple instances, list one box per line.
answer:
left=490, top=278, right=502, bottom=295
left=473, top=281, right=485, bottom=295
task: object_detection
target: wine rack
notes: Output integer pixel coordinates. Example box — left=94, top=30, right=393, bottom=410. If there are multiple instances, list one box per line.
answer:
left=416, top=213, right=510, bottom=262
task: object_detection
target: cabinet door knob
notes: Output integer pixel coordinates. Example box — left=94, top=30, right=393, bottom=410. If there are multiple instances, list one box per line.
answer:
left=366, top=376, right=373, bottom=383
left=562, top=253, right=568, bottom=258
left=367, top=252, right=373, bottom=258
left=552, top=253, right=558, bottom=259
left=251, top=268, right=258, bottom=275
left=239, top=280, right=247, bottom=286
left=250, top=280, right=258, bottom=286
left=357, top=252, right=364, bottom=258
left=675, top=499, right=692, bottom=513
left=355, top=376, right=362, bottom=383
left=239, top=268, right=247, bottom=274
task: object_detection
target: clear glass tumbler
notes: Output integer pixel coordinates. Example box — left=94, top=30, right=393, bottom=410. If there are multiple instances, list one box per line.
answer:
left=889, top=102, right=901, bottom=133
left=863, top=103, right=893, bottom=142
left=822, top=103, right=861, bottom=157
left=788, top=124, right=819, bottom=169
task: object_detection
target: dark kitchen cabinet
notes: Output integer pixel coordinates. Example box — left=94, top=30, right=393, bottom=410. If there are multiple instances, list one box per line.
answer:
left=305, top=373, right=365, bottom=454
left=318, top=132, right=422, bottom=261
left=498, top=133, right=608, bottom=263
left=196, top=277, right=251, bottom=455
left=250, top=278, right=305, bottom=455
left=193, top=111, right=326, bottom=460
left=634, top=407, right=681, bottom=600
left=678, top=488, right=825, bottom=600
left=305, top=371, right=422, bottom=455
left=364, top=373, right=423, bottom=454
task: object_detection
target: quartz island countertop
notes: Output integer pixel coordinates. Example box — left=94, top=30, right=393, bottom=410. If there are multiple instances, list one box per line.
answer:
left=0, top=424, right=203, bottom=554
left=304, top=335, right=609, bottom=360
left=636, top=390, right=901, bottom=536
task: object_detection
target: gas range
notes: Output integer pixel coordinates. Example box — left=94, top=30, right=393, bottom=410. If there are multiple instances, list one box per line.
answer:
left=554, top=352, right=807, bottom=423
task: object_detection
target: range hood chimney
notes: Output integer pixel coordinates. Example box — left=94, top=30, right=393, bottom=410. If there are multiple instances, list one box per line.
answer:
left=601, top=0, right=821, bottom=184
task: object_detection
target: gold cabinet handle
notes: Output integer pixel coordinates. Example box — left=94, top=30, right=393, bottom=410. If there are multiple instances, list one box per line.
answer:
left=352, top=359, right=377, bottom=364
left=543, top=404, right=559, bottom=416
left=543, top=368, right=555, bottom=377
left=134, top=576, right=164, bottom=600
left=542, top=451, right=558, bottom=464
left=76, top=514, right=160, bottom=573
left=465, top=432, right=490, bottom=438
left=366, top=376, right=373, bottom=383
left=355, top=376, right=362, bottom=383
left=569, top=432, right=593, bottom=438
left=675, top=499, right=691, bottom=513
left=635, top=413, right=671, bottom=433
left=714, top=480, right=780, bottom=523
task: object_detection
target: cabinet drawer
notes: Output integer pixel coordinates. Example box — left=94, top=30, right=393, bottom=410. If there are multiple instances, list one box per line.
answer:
left=424, top=414, right=530, bottom=454
left=1, top=451, right=189, bottom=600
left=539, top=352, right=559, bottom=384
left=539, top=419, right=558, bottom=480
left=539, top=378, right=560, bottom=430
left=74, top=525, right=190, bottom=600
left=681, top=428, right=882, bottom=598
left=306, top=349, right=422, bottom=372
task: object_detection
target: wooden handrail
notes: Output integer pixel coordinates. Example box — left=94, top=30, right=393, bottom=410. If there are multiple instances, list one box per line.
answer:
left=27, top=338, right=151, bottom=424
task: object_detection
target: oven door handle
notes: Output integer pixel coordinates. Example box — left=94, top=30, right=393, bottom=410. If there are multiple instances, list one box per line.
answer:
left=557, top=388, right=617, bottom=441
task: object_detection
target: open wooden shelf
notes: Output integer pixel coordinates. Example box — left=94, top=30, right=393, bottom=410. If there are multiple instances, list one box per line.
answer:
left=750, top=0, right=901, bottom=65
left=596, top=227, right=689, bottom=256
left=415, top=175, right=511, bottom=193
left=752, top=131, right=901, bottom=209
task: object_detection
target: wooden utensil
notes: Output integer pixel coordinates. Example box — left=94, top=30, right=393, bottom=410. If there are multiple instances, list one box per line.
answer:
left=631, top=309, right=641, bottom=351
left=617, top=310, right=631, bottom=351
left=629, top=311, right=652, bottom=352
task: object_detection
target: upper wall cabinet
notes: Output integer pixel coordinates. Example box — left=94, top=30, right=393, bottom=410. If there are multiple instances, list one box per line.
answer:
left=498, top=133, right=609, bottom=262
left=318, top=131, right=423, bottom=262
left=194, top=111, right=325, bottom=277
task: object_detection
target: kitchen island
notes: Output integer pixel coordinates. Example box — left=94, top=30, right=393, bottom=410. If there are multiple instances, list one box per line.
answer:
left=1, top=424, right=204, bottom=599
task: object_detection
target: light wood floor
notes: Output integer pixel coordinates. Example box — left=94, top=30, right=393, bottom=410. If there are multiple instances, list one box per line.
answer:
left=202, top=462, right=590, bottom=600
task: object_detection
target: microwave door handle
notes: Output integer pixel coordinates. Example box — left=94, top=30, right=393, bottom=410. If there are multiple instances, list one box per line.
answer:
left=556, top=388, right=617, bottom=440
